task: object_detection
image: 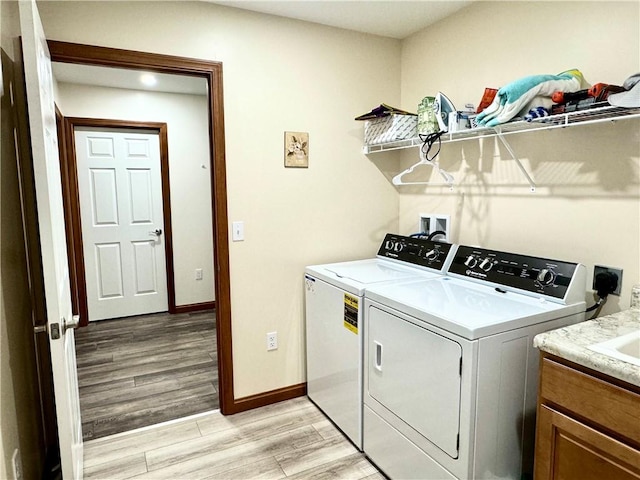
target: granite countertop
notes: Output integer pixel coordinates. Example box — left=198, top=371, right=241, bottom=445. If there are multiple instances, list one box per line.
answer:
left=534, top=308, right=640, bottom=387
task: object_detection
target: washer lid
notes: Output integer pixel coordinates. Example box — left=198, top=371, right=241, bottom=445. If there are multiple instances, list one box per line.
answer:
left=305, top=259, right=441, bottom=296
left=365, top=276, right=585, bottom=340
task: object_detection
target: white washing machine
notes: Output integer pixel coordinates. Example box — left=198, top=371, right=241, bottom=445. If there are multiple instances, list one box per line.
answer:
left=304, top=233, right=457, bottom=450
left=363, top=244, right=587, bottom=480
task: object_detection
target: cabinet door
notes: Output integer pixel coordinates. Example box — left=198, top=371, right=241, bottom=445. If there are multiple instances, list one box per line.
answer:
left=535, top=405, right=640, bottom=480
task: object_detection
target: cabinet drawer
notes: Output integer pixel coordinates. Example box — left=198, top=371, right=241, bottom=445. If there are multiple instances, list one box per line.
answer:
left=539, top=356, right=640, bottom=446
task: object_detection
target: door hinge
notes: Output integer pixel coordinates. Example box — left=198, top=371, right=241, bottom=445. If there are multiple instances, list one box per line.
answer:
left=459, top=356, right=463, bottom=376
left=456, top=433, right=460, bottom=451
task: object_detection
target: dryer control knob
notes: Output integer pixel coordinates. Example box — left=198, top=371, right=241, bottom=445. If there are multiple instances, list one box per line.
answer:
left=479, top=258, right=494, bottom=272
left=425, top=249, right=439, bottom=261
left=537, top=268, right=556, bottom=286
left=464, top=255, right=478, bottom=268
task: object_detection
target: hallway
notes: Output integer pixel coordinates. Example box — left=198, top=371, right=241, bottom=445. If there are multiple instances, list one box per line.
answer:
left=75, top=310, right=218, bottom=439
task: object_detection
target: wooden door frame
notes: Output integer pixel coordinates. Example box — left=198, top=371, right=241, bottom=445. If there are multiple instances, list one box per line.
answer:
left=61, top=118, right=176, bottom=325
left=47, top=40, right=238, bottom=413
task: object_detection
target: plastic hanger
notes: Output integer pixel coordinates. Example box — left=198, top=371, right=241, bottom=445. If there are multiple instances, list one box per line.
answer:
left=391, top=141, right=455, bottom=188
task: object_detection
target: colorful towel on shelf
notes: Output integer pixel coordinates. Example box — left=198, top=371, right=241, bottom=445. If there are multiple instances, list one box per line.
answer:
left=476, top=69, right=583, bottom=127
left=524, top=106, right=550, bottom=122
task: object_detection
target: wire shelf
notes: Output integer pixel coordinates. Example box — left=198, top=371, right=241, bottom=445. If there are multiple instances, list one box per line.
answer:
left=362, top=105, right=640, bottom=154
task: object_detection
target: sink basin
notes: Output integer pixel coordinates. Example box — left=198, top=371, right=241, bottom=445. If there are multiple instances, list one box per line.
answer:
left=588, top=330, right=640, bottom=367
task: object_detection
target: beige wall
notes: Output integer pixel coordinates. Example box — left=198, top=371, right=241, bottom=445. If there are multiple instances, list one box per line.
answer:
left=1, top=1, right=45, bottom=479
left=398, top=1, right=640, bottom=315
left=56, top=83, right=216, bottom=307
left=32, top=0, right=638, bottom=408
left=38, top=1, right=401, bottom=398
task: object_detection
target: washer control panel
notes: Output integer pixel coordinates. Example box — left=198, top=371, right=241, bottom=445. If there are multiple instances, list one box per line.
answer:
left=449, top=245, right=579, bottom=299
left=377, top=234, right=454, bottom=271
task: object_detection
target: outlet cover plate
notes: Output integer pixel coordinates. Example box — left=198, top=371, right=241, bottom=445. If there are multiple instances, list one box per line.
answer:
left=593, top=265, right=623, bottom=296
left=267, top=332, right=278, bottom=351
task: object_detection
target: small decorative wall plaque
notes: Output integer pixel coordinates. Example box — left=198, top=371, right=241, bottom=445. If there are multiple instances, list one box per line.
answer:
left=284, top=131, right=309, bottom=168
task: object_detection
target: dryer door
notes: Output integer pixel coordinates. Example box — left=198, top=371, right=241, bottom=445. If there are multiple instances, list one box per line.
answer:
left=367, top=306, right=462, bottom=458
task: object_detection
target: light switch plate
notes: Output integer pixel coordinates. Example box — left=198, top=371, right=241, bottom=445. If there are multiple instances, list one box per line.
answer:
left=232, top=221, right=244, bottom=241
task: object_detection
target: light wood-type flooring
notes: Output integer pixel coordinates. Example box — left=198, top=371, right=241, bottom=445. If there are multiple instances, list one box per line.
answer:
left=75, top=310, right=218, bottom=440
left=83, top=396, right=383, bottom=480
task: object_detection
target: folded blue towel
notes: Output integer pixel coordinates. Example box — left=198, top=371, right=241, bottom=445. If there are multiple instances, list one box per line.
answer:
left=476, top=69, right=583, bottom=127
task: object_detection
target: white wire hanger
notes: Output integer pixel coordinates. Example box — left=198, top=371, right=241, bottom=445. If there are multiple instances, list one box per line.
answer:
left=392, top=131, right=455, bottom=187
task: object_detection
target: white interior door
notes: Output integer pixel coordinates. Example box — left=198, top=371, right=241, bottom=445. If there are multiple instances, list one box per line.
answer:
left=75, top=128, right=168, bottom=321
left=18, top=0, right=83, bottom=478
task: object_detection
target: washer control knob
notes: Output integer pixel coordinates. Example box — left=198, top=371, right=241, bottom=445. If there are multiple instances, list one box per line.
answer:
left=393, top=242, right=404, bottom=253
left=425, top=249, right=439, bottom=261
left=385, top=240, right=394, bottom=250
left=537, top=268, right=556, bottom=286
left=479, top=258, right=494, bottom=272
left=464, top=255, right=478, bottom=268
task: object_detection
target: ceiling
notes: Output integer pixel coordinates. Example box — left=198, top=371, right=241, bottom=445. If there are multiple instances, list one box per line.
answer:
left=52, top=62, right=208, bottom=96
left=207, top=0, right=474, bottom=39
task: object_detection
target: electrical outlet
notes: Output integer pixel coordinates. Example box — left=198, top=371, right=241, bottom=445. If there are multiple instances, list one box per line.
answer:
left=593, top=265, right=623, bottom=296
left=12, top=449, right=23, bottom=480
left=195, top=268, right=203, bottom=281
left=266, top=331, right=278, bottom=351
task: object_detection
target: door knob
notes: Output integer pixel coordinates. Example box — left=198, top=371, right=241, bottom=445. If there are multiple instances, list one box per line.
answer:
left=63, top=315, right=80, bottom=333
left=149, top=228, right=163, bottom=236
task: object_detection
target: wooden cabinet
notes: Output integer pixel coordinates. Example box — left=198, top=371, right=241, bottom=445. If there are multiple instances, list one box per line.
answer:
left=534, top=353, right=640, bottom=480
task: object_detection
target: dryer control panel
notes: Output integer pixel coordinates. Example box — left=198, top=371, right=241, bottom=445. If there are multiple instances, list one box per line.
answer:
left=377, top=234, right=455, bottom=272
left=448, top=245, right=580, bottom=300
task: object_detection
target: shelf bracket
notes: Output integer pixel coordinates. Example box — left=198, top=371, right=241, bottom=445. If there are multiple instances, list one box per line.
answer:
left=494, top=128, right=536, bottom=192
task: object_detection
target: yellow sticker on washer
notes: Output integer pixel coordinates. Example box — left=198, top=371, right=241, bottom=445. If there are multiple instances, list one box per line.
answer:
left=344, top=294, right=358, bottom=334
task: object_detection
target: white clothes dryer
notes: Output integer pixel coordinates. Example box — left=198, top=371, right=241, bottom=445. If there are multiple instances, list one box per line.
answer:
left=362, top=244, right=587, bottom=480
left=304, top=233, right=457, bottom=450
